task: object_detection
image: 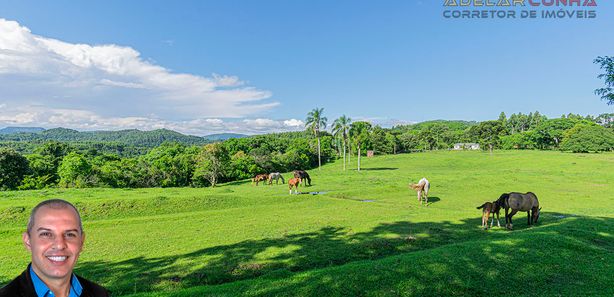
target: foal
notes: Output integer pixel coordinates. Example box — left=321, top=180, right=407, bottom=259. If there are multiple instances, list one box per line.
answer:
left=476, top=201, right=501, bottom=229
left=409, top=177, right=430, bottom=206
left=288, top=177, right=301, bottom=194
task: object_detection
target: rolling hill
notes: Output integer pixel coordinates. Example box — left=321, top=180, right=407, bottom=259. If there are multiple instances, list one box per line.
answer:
left=1, top=150, right=612, bottom=296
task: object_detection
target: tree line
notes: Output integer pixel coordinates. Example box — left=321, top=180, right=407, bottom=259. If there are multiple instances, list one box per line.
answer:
left=0, top=128, right=211, bottom=156
left=0, top=130, right=333, bottom=190
left=1, top=111, right=613, bottom=191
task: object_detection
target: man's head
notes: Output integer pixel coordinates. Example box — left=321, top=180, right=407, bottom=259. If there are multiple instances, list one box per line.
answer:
left=23, top=199, right=85, bottom=284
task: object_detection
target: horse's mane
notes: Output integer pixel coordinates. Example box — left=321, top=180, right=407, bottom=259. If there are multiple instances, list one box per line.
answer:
left=496, top=193, right=509, bottom=205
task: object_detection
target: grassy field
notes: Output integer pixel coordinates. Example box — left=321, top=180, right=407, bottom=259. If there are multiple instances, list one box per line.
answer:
left=1, top=150, right=613, bottom=296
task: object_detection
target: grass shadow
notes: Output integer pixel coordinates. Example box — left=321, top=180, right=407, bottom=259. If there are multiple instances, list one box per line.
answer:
left=72, top=212, right=612, bottom=296
left=359, top=167, right=399, bottom=171
left=222, top=180, right=252, bottom=186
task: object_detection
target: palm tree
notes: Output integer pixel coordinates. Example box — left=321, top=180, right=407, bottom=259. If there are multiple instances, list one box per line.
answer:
left=305, top=107, right=328, bottom=170
left=332, top=115, right=351, bottom=171
left=350, top=121, right=372, bottom=171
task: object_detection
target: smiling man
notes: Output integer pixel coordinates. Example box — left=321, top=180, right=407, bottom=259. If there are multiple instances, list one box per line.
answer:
left=0, top=199, right=109, bottom=297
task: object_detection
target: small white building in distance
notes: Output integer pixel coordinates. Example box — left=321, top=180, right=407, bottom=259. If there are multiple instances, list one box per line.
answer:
left=453, top=143, right=480, bottom=150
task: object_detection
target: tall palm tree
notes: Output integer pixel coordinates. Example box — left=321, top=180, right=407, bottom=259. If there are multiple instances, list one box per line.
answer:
left=305, top=107, right=327, bottom=170
left=332, top=115, right=351, bottom=171
left=350, top=121, right=372, bottom=171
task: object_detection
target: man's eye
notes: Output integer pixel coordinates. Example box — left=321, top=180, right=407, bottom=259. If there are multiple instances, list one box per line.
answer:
left=65, top=233, right=77, bottom=238
left=39, top=232, right=52, bottom=238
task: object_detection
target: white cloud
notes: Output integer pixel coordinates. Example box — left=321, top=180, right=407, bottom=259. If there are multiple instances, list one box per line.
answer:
left=283, top=119, right=304, bottom=127
left=0, top=104, right=303, bottom=136
left=0, top=18, right=277, bottom=122
left=352, top=116, right=416, bottom=128
left=98, top=79, right=145, bottom=89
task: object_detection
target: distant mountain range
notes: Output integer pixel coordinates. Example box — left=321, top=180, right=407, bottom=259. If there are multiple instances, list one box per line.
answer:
left=0, top=127, right=45, bottom=134
left=0, top=127, right=248, bottom=147
left=203, top=133, right=248, bottom=141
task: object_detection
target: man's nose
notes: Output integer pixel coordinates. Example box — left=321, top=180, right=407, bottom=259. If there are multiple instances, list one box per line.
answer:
left=52, top=235, right=67, bottom=249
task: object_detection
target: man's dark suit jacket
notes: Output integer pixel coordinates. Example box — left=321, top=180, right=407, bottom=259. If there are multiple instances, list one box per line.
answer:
left=0, top=265, right=110, bottom=297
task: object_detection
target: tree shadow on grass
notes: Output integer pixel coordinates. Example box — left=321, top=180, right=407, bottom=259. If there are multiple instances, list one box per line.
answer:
left=221, top=180, right=252, bottom=186
left=358, top=167, right=399, bottom=171
left=75, top=213, right=613, bottom=296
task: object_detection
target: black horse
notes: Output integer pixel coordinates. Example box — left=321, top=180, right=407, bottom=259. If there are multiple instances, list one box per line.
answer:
left=496, top=192, right=541, bottom=230
left=293, top=170, right=311, bottom=186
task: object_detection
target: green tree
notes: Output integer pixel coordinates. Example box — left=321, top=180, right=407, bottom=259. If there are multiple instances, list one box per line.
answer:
left=0, top=148, right=30, bottom=190
left=594, top=56, right=614, bottom=105
left=469, top=120, right=506, bottom=154
left=194, top=143, right=230, bottom=187
left=34, top=141, right=71, bottom=184
left=19, top=153, right=56, bottom=189
left=560, top=123, right=614, bottom=153
left=332, top=115, right=351, bottom=171
left=385, top=132, right=399, bottom=154
left=143, top=142, right=198, bottom=187
left=350, top=121, right=372, bottom=171
left=285, top=138, right=316, bottom=170
left=498, top=111, right=507, bottom=123
left=420, top=123, right=450, bottom=150
left=249, top=146, right=275, bottom=173
left=533, top=118, right=577, bottom=149
left=305, top=107, right=327, bottom=170
left=371, top=126, right=389, bottom=154
left=228, top=151, right=257, bottom=180
left=58, top=152, right=92, bottom=188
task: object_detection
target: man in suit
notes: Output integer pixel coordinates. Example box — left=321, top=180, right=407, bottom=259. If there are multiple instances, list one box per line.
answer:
left=0, top=199, right=109, bottom=297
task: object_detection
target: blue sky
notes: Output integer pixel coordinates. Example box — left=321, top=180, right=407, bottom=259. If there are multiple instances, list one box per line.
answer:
left=1, top=0, right=612, bottom=135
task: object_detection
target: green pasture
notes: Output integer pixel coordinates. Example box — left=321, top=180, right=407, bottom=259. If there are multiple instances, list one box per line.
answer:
left=1, top=150, right=612, bottom=296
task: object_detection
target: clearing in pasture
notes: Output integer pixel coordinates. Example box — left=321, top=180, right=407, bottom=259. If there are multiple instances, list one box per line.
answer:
left=0, top=151, right=612, bottom=296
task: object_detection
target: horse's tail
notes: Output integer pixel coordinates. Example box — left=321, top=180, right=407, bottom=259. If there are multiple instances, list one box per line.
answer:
left=477, top=203, right=487, bottom=210
left=280, top=175, right=285, bottom=184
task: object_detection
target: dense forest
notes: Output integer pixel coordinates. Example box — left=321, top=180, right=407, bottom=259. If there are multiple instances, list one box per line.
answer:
left=0, top=111, right=613, bottom=191
left=0, top=128, right=212, bottom=157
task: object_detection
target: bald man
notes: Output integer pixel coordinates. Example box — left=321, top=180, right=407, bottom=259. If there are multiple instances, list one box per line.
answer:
left=0, top=199, right=109, bottom=297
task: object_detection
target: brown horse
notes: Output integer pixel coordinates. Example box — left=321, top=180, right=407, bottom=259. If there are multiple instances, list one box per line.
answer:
left=252, top=174, right=269, bottom=186
left=476, top=201, right=501, bottom=230
left=293, top=170, right=311, bottom=186
left=496, top=192, right=541, bottom=230
left=288, top=177, right=301, bottom=194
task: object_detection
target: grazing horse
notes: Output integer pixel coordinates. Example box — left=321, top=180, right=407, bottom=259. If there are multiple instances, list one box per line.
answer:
left=288, top=177, right=301, bottom=194
left=293, top=170, right=311, bottom=186
left=496, top=192, right=541, bottom=230
left=252, top=174, right=269, bottom=186
left=268, top=172, right=285, bottom=185
left=477, top=201, right=501, bottom=229
left=409, top=177, right=430, bottom=206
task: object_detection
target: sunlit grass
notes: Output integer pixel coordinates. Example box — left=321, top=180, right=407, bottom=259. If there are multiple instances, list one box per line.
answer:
left=1, top=150, right=612, bottom=296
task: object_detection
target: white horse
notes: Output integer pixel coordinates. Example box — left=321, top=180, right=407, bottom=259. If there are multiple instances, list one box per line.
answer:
left=268, top=172, right=285, bottom=185
left=409, top=177, right=430, bottom=206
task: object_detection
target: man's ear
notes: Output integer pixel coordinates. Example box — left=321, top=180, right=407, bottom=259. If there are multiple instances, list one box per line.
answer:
left=80, top=232, right=86, bottom=250
left=23, top=232, right=32, bottom=251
